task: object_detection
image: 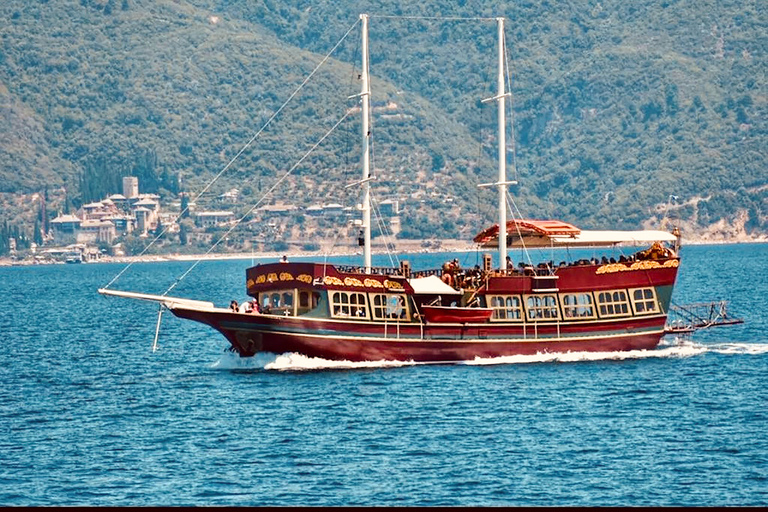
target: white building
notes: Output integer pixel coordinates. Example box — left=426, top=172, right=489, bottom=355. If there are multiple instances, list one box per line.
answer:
left=78, top=219, right=116, bottom=244
left=196, top=211, right=236, bottom=227
left=379, top=199, right=400, bottom=216
left=50, top=214, right=82, bottom=245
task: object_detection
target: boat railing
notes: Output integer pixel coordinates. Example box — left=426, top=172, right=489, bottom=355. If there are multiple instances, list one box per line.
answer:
left=334, top=254, right=675, bottom=282
left=334, top=264, right=409, bottom=276
left=665, top=300, right=744, bottom=334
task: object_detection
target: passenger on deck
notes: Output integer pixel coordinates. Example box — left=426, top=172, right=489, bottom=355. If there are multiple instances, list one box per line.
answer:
left=230, top=300, right=239, bottom=312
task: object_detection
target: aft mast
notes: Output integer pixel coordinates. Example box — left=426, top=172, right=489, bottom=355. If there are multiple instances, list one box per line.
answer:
left=481, top=18, right=514, bottom=270
left=495, top=17, right=508, bottom=270
left=360, top=13, right=372, bottom=273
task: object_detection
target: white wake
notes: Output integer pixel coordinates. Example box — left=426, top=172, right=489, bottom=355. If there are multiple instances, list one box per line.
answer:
left=209, top=338, right=768, bottom=371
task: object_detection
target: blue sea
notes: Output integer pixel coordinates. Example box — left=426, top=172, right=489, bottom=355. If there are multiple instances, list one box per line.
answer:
left=1, top=243, right=767, bottom=506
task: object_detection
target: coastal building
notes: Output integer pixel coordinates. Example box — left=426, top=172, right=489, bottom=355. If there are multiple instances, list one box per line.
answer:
left=48, top=176, right=164, bottom=244
left=324, top=203, right=344, bottom=217
left=132, top=197, right=160, bottom=233
left=305, top=205, right=323, bottom=217
left=379, top=199, right=400, bottom=216
left=255, top=203, right=299, bottom=218
left=218, top=188, right=240, bottom=204
left=195, top=211, right=236, bottom=227
left=50, top=214, right=82, bottom=245
left=122, top=177, right=139, bottom=199
left=107, top=194, right=129, bottom=211
left=104, top=214, right=135, bottom=235
left=78, top=219, right=116, bottom=244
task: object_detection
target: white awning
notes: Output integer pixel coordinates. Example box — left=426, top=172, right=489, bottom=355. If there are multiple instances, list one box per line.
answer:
left=407, top=275, right=462, bottom=295
left=505, top=230, right=678, bottom=248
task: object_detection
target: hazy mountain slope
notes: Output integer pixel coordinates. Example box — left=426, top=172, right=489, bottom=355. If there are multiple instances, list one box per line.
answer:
left=0, top=0, right=765, bottom=242
left=217, top=0, right=766, bottom=232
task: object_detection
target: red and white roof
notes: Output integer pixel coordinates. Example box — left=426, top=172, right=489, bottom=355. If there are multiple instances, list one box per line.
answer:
left=474, top=219, right=677, bottom=248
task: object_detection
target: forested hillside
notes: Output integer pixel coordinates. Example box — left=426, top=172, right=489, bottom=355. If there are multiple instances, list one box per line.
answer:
left=1, top=0, right=765, bottom=244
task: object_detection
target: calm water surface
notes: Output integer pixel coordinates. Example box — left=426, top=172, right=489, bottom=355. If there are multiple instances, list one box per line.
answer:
left=1, top=244, right=767, bottom=506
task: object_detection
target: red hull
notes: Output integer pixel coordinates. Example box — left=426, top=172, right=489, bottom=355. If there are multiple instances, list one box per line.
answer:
left=170, top=306, right=667, bottom=363
left=161, top=253, right=680, bottom=363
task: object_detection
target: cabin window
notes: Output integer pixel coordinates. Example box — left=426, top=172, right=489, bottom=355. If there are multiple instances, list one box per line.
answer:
left=270, top=293, right=282, bottom=308
left=371, top=293, right=408, bottom=320
left=560, top=293, right=596, bottom=319
left=330, top=291, right=368, bottom=318
left=295, top=291, right=320, bottom=315
left=629, top=287, right=658, bottom=315
left=259, top=290, right=294, bottom=315
left=525, top=294, right=559, bottom=321
left=597, top=290, right=630, bottom=318
left=489, top=295, right=523, bottom=321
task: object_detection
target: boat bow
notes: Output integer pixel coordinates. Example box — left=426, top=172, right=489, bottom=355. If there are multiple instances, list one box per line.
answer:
left=98, top=288, right=216, bottom=311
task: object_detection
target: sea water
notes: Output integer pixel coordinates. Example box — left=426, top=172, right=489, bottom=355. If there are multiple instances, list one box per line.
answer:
left=1, top=244, right=766, bottom=506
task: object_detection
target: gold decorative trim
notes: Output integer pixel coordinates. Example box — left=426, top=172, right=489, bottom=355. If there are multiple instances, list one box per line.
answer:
left=595, top=263, right=629, bottom=274
left=324, top=276, right=344, bottom=286
left=630, top=260, right=661, bottom=270
left=596, top=258, right=678, bottom=274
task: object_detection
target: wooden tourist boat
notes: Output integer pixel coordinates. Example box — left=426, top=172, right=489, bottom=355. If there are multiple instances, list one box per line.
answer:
left=99, top=15, right=681, bottom=363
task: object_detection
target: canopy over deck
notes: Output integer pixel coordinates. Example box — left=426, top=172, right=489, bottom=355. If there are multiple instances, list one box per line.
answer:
left=407, top=275, right=462, bottom=295
left=474, top=219, right=678, bottom=248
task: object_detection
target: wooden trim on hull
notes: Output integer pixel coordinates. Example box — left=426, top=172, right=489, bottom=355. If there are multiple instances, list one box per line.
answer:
left=169, top=306, right=666, bottom=362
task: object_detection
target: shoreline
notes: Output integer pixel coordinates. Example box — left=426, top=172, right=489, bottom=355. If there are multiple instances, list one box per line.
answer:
left=90, top=239, right=479, bottom=265
left=1, top=237, right=767, bottom=267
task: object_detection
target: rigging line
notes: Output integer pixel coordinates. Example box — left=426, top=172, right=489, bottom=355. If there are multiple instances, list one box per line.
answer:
left=342, top=35, right=362, bottom=180
left=322, top=224, right=346, bottom=267
left=163, top=109, right=354, bottom=296
left=370, top=15, right=499, bottom=22
left=506, top=190, right=535, bottom=267
left=503, top=28, right=518, bottom=183
left=322, top=181, right=356, bottom=264
left=369, top=192, right=399, bottom=269
left=101, top=18, right=361, bottom=291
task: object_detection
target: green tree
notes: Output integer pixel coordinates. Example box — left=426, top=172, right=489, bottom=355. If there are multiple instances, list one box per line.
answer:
left=179, top=218, right=194, bottom=246
left=33, top=217, right=43, bottom=246
left=180, top=193, right=190, bottom=218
